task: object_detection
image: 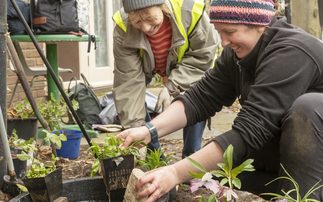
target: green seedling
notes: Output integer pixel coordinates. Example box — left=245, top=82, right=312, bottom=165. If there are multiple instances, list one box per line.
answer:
left=17, top=152, right=59, bottom=178
left=136, top=147, right=175, bottom=171
left=261, top=164, right=323, bottom=202
left=188, top=144, right=255, bottom=202
left=87, top=134, right=145, bottom=178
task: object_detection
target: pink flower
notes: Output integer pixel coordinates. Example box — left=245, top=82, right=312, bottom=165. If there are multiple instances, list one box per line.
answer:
left=190, top=174, right=221, bottom=195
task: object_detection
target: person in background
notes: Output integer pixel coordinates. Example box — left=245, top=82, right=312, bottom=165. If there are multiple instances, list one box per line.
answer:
left=112, top=0, right=220, bottom=158
left=117, top=0, right=323, bottom=201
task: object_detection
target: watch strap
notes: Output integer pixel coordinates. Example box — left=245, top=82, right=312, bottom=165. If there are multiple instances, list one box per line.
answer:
left=142, top=122, right=158, bottom=144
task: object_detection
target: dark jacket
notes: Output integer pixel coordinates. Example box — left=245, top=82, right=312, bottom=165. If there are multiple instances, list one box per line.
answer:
left=175, top=17, right=323, bottom=163
left=7, top=0, right=30, bottom=35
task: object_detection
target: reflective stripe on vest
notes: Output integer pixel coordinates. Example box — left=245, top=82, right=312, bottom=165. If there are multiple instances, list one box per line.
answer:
left=112, top=0, right=205, bottom=62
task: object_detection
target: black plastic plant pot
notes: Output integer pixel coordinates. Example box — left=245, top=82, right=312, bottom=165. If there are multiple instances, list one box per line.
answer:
left=22, top=166, right=63, bottom=202
left=7, top=117, right=38, bottom=140
left=10, top=176, right=171, bottom=202
left=100, top=154, right=134, bottom=191
left=10, top=149, right=27, bottom=179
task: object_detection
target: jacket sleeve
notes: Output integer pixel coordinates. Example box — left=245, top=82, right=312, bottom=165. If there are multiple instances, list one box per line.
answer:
left=112, top=25, right=146, bottom=129
left=174, top=49, right=238, bottom=125
left=167, top=11, right=221, bottom=97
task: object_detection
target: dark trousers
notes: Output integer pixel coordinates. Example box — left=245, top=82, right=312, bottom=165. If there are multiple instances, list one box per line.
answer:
left=223, top=93, right=323, bottom=200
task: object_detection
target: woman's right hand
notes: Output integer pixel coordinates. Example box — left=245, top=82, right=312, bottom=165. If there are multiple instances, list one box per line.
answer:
left=135, top=165, right=180, bottom=202
left=117, top=126, right=152, bottom=149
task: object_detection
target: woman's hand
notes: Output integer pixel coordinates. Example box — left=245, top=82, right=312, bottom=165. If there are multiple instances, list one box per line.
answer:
left=117, top=126, right=151, bottom=149
left=136, top=165, right=180, bottom=202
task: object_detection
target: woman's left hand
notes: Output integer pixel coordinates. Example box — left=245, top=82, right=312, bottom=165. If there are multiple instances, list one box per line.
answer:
left=135, top=165, right=180, bottom=202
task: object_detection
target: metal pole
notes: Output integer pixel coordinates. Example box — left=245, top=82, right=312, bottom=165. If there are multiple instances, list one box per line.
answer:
left=0, top=0, right=7, bottom=189
left=285, top=0, right=291, bottom=24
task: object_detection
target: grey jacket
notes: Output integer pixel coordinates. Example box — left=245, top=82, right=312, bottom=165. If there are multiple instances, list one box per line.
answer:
left=113, top=0, right=220, bottom=128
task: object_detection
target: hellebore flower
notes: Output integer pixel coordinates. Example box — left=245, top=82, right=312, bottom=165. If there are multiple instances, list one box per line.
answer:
left=190, top=172, right=221, bottom=194
left=220, top=188, right=238, bottom=201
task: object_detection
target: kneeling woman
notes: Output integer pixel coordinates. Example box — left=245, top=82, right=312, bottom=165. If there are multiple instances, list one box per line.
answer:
left=118, top=0, right=323, bottom=201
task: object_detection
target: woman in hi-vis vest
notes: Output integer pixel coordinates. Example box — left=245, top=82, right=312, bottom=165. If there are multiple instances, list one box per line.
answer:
left=112, top=0, right=220, bottom=159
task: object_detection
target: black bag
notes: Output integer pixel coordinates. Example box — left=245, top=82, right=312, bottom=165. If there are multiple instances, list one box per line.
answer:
left=7, top=0, right=31, bottom=35
left=65, top=73, right=102, bottom=128
left=30, top=0, right=79, bottom=34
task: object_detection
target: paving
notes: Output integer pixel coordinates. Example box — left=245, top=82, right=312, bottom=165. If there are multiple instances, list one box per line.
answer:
left=80, top=87, right=237, bottom=146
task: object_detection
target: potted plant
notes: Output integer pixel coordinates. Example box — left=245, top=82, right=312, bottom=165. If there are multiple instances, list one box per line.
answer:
left=36, top=93, right=79, bottom=159
left=7, top=98, right=38, bottom=141
left=87, top=134, right=142, bottom=193
left=8, top=129, right=37, bottom=179
left=16, top=131, right=66, bottom=202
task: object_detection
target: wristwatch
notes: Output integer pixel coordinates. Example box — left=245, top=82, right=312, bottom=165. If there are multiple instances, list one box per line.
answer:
left=142, top=122, right=158, bottom=144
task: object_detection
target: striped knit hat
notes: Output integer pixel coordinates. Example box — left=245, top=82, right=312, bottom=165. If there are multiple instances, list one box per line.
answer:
left=209, top=0, right=276, bottom=26
left=122, top=0, right=165, bottom=13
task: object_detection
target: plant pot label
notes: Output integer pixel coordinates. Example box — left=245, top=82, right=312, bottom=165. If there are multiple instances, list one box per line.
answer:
left=100, top=154, right=134, bottom=191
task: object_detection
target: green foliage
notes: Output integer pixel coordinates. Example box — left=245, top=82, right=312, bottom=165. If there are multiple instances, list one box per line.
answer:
left=16, top=184, right=28, bottom=192
left=87, top=134, right=145, bottom=178
left=38, top=93, right=79, bottom=132
left=8, top=129, right=38, bottom=153
left=17, top=152, right=59, bottom=178
left=187, top=144, right=255, bottom=202
left=199, top=194, right=219, bottom=202
left=213, top=145, right=254, bottom=189
left=7, top=98, right=35, bottom=118
left=43, top=130, right=67, bottom=148
left=8, top=93, right=79, bottom=133
left=261, top=164, right=323, bottom=202
left=188, top=145, right=254, bottom=190
left=8, top=129, right=20, bottom=149
left=136, top=147, right=175, bottom=171
left=16, top=128, right=65, bottom=179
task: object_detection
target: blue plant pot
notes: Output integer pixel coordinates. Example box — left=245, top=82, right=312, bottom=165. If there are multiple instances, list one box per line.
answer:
left=54, top=130, right=83, bottom=159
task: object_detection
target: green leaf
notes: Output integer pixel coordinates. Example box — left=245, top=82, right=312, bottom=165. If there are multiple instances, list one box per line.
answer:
left=212, top=170, right=228, bottom=178
left=220, top=178, right=228, bottom=186
left=17, top=184, right=28, bottom=192
left=91, top=158, right=101, bottom=178
left=17, top=153, right=31, bottom=161
left=231, top=159, right=254, bottom=178
left=208, top=194, right=218, bottom=202
left=188, top=171, right=205, bottom=179
left=232, top=178, right=241, bottom=189
left=199, top=196, right=205, bottom=202
left=222, top=145, right=233, bottom=174
left=59, top=133, right=67, bottom=142
left=186, top=157, right=207, bottom=173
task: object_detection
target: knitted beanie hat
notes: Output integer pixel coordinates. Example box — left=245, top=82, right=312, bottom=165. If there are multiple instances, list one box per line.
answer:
left=122, top=0, right=165, bottom=13
left=209, top=0, right=276, bottom=26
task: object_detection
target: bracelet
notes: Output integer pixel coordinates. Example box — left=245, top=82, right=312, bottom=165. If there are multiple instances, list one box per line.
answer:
left=142, top=122, right=158, bottom=144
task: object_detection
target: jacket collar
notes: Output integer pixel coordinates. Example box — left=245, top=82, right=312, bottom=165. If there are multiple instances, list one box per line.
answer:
left=234, top=34, right=264, bottom=68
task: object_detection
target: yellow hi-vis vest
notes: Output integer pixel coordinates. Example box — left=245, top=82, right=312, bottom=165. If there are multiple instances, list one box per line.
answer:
left=112, top=0, right=205, bottom=63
